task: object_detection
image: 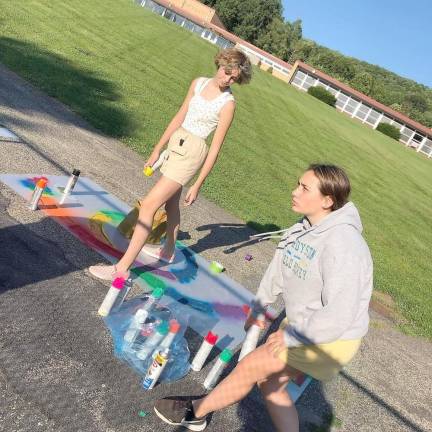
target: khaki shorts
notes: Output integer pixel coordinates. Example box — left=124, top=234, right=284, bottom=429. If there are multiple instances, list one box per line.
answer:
left=278, top=319, right=362, bottom=381
left=160, top=127, right=208, bottom=186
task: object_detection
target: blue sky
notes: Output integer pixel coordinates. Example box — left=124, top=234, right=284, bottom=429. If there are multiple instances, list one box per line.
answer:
left=282, top=0, right=432, bottom=88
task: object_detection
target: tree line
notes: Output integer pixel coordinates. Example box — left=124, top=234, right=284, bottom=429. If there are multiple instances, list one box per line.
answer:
left=202, top=0, right=432, bottom=128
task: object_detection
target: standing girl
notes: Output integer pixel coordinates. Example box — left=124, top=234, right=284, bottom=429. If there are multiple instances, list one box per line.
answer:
left=89, top=48, right=252, bottom=279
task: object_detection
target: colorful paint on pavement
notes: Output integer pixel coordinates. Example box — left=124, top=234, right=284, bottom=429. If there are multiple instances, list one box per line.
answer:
left=0, top=174, right=311, bottom=401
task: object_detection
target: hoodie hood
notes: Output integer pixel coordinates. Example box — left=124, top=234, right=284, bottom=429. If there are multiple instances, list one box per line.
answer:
left=303, top=201, right=363, bottom=235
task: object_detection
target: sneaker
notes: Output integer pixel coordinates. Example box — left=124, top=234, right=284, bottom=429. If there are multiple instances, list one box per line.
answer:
left=88, top=264, right=129, bottom=281
left=141, top=245, right=175, bottom=264
left=154, top=398, right=207, bottom=431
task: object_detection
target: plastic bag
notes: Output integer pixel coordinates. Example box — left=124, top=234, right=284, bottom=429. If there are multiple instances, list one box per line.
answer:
left=103, top=296, right=191, bottom=383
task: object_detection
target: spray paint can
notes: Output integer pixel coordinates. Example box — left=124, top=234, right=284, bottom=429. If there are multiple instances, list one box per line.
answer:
left=123, top=287, right=165, bottom=344
left=238, top=312, right=265, bottom=361
left=142, top=348, right=170, bottom=390
left=28, top=178, right=48, bottom=210
left=98, top=277, right=126, bottom=317
left=191, top=331, right=219, bottom=372
left=143, top=150, right=168, bottom=176
left=136, top=321, right=169, bottom=360
left=59, top=169, right=80, bottom=204
left=151, top=319, right=180, bottom=358
left=112, top=277, right=132, bottom=312
left=203, top=349, right=233, bottom=390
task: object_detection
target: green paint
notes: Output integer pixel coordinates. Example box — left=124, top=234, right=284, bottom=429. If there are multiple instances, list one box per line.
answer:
left=132, top=270, right=166, bottom=291
left=138, top=410, right=149, bottom=417
left=100, top=210, right=126, bottom=225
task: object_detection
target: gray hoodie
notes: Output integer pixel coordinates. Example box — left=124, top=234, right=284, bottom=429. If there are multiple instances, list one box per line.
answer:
left=254, top=202, right=373, bottom=347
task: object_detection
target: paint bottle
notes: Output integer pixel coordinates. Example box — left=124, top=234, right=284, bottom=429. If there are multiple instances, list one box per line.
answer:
left=112, top=277, right=133, bottom=312
left=136, top=321, right=169, bottom=360
left=191, top=331, right=219, bottom=372
left=143, top=150, right=168, bottom=176
left=59, top=169, right=80, bottom=204
left=28, top=178, right=48, bottom=210
left=98, top=277, right=126, bottom=317
left=203, top=349, right=233, bottom=390
left=238, top=312, right=265, bottom=361
left=123, top=286, right=165, bottom=344
left=142, top=348, right=170, bottom=390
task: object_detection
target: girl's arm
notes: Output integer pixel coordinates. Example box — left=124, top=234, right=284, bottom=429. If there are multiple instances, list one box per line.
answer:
left=184, top=100, right=236, bottom=205
left=145, top=79, right=199, bottom=166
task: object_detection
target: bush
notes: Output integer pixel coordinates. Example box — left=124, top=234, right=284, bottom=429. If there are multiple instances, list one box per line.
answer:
left=376, top=123, right=401, bottom=141
left=266, top=66, right=273, bottom=74
left=307, top=86, right=336, bottom=107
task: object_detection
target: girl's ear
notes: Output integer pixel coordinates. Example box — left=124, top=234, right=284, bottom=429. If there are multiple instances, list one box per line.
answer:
left=323, top=195, right=334, bottom=210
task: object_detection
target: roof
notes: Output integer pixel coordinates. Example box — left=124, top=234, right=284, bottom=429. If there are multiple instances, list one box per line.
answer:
left=294, top=61, right=432, bottom=138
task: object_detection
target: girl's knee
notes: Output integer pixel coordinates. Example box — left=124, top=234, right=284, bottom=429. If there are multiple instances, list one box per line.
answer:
left=139, top=198, right=159, bottom=216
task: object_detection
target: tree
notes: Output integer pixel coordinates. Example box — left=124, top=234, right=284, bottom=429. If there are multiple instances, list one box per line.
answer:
left=350, top=72, right=374, bottom=96
left=255, top=18, right=298, bottom=61
left=214, top=0, right=283, bottom=45
left=402, top=93, right=429, bottom=113
left=289, top=39, right=317, bottom=63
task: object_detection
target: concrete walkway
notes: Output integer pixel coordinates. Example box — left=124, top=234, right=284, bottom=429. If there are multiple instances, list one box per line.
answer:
left=0, top=63, right=431, bottom=432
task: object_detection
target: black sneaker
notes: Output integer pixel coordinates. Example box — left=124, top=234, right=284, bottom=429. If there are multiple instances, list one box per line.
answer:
left=154, top=397, right=207, bottom=431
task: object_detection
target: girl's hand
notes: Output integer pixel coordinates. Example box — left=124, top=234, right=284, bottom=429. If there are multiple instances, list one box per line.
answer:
left=184, top=185, right=200, bottom=206
left=265, top=329, right=287, bottom=358
left=144, top=150, right=160, bottom=168
left=244, top=310, right=266, bottom=332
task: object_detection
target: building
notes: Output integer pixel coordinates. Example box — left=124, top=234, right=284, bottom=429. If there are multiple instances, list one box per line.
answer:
left=288, top=61, right=432, bottom=158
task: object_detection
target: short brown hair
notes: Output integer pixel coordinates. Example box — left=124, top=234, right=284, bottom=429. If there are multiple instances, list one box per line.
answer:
left=214, top=48, right=252, bottom=85
left=308, top=164, right=351, bottom=211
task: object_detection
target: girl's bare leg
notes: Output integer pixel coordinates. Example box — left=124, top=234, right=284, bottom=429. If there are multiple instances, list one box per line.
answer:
left=258, top=369, right=299, bottom=432
left=192, top=345, right=291, bottom=418
left=116, top=176, right=182, bottom=273
left=161, top=187, right=182, bottom=258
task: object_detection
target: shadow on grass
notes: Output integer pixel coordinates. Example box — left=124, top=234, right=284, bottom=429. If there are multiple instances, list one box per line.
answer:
left=0, top=36, right=136, bottom=138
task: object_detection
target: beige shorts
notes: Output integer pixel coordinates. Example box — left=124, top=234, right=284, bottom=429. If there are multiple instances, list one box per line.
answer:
left=160, top=127, right=208, bottom=186
left=278, top=319, right=362, bottom=381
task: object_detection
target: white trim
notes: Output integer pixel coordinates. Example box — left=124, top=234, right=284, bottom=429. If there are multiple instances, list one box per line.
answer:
left=351, top=101, right=363, bottom=119
left=416, top=136, right=428, bottom=153
left=373, top=113, right=384, bottom=129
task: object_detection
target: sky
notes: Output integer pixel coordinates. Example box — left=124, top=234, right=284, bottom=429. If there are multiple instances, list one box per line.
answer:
left=282, top=0, right=432, bottom=88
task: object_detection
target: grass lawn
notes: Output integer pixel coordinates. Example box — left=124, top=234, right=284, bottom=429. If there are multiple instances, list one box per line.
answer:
left=0, top=0, right=431, bottom=339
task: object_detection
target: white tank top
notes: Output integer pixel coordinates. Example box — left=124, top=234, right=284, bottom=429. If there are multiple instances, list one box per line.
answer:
left=181, top=78, right=235, bottom=139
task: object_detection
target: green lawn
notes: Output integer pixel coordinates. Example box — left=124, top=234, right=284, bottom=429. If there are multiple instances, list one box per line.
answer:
left=1, top=0, right=431, bottom=339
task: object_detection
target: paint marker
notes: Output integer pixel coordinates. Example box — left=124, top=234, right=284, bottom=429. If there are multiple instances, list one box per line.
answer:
left=59, top=169, right=80, bottom=204
left=28, top=178, right=48, bottom=210
left=203, top=349, right=233, bottom=390
left=136, top=321, right=169, bottom=360
left=191, top=331, right=219, bottom=372
left=98, top=277, right=126, bottom=317
left=142, top=348, right=170, bottom=390
left=123, top=286, right=165, bottom=344
left=238, top=312, right=265, bottom=361
left=143, top=150, right=168, bottom=176
left=112, top=277, right=133, bottom=312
